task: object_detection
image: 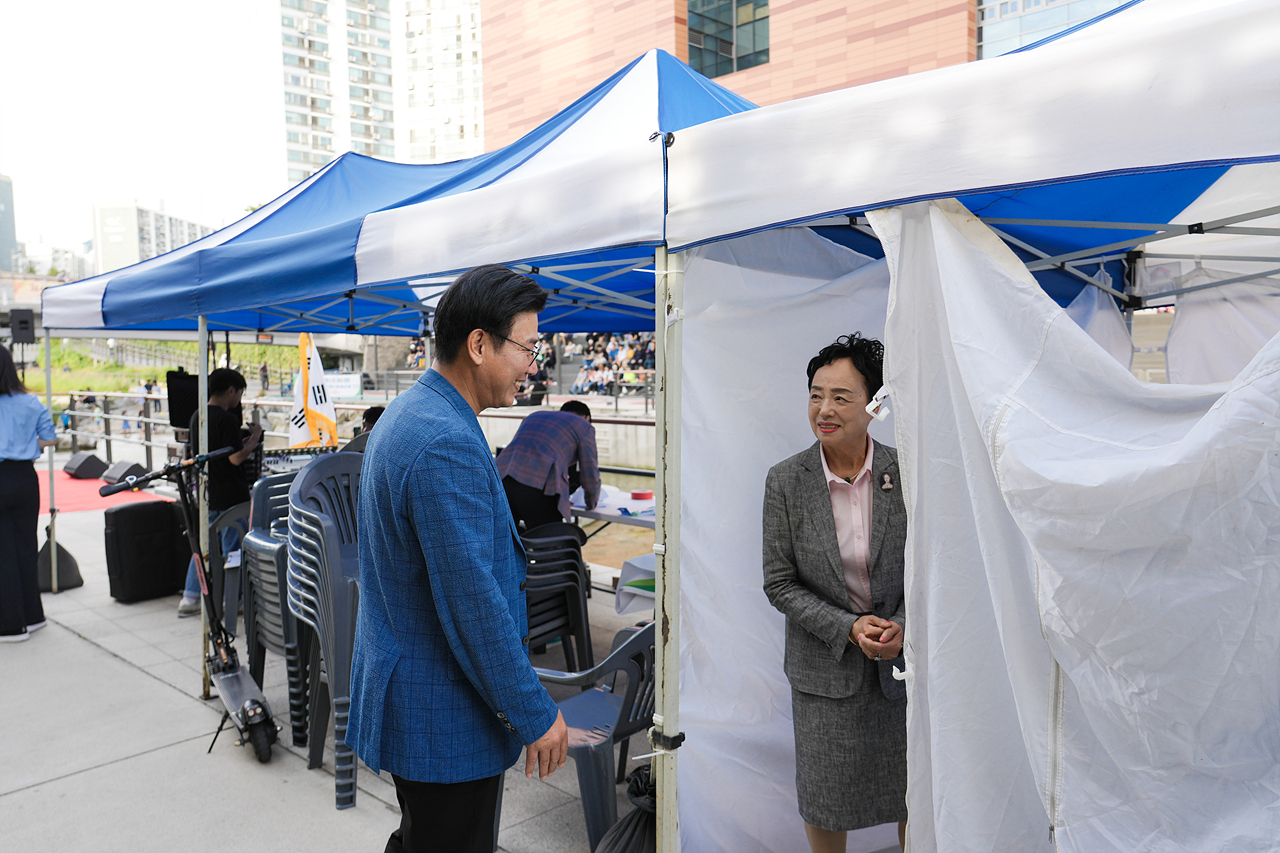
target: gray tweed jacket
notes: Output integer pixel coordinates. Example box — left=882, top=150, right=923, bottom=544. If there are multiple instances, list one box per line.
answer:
left=763, top=440, right=907, bottom=701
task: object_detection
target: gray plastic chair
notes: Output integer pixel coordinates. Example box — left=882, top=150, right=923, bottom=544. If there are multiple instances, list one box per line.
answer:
left=534, top=622, right=657, bottom=851
left=286, top=451, right=363, bottom=810
left=207, top=502, right=249, bottom=636
left=242, top=471, right=310, bottom=747
left=526, top=565, right=593, bottom=671
left=522, top=534, right=591, bottom=596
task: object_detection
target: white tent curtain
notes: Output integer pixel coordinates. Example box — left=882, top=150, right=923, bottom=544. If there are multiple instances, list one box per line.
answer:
left=1139, top=161, right=1280, bottom=385
left=871, top=198, right=1280, bottom=852
left=1164, top=278, right=1280, bottom=384
left=678, top=226, right=900, bottom=853
left=1063, top=283, right=1133, bottom=370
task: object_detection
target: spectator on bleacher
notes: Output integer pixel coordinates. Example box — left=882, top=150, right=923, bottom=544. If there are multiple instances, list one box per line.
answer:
left=570, top=366, right=589, bottom=395
left=496, top=400, right=601, bottom=531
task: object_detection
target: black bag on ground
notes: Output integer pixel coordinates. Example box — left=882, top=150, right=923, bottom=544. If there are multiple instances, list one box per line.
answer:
left=104, top=501, right=190, bottom=602
left=595, top=765, right=656, bottom=853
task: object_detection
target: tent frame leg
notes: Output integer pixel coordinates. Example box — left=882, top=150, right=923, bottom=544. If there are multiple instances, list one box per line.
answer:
left=199, top=316, right=211, bottom=700
left=653, top=245, right=684, bottom=853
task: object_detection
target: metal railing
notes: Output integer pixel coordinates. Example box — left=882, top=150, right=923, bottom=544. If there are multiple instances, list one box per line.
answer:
left=57, top=387, right=658, bottom=473
left=59, top=391, right=172, bottom=469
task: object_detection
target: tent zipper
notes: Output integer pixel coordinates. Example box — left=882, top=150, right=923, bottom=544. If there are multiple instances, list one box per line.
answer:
left=1047, top=656, right=1065, bottom=843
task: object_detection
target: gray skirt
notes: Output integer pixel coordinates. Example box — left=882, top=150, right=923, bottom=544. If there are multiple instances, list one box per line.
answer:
left=791, top=656, right=908, bottom=831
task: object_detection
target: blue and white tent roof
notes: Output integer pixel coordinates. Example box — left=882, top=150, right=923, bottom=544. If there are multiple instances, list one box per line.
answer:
left=667, top=0, right=1280, bottom=306
left=42, top=50, right=754, bottom=335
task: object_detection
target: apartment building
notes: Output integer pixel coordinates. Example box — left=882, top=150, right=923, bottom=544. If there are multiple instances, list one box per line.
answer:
left=93, top=205, right=214, bottom=275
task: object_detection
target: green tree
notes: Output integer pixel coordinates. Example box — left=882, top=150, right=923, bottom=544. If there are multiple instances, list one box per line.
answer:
left=24, top=261, right=36, bottom=274
left=47, top=266, right=60, bottom=277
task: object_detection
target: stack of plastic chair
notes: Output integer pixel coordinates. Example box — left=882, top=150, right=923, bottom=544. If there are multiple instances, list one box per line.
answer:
left=534, top=622, right=657, bottom=851
left=286, top=451, right=363, bottom=810
left=241, top=470, right=309, bottom=747
left=522, top=520, right=591, bottom=596
left=526, top=565, right=593, bottom=672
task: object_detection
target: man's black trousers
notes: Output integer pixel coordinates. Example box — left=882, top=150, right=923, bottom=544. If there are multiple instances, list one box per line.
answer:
left=386, top=772, right=503, bottom=853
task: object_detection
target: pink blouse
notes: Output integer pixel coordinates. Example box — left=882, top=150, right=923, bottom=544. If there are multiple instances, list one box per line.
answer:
left=820, top=434, right=875, bottom=614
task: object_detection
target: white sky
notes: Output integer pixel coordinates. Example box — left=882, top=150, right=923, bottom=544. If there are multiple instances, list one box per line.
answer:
left=0, top=0, right=287, bottom=249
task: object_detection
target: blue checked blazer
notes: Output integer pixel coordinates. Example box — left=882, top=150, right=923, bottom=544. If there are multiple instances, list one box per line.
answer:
left=347, top=369, right=560, bottom=783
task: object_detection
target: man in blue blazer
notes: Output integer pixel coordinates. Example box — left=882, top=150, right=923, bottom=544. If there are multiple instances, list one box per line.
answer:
left=348, top=265, right=568, bottom=853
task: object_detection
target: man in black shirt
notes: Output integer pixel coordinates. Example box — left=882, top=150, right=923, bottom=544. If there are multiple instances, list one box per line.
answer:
left=178, top=368, right=263, bottom=617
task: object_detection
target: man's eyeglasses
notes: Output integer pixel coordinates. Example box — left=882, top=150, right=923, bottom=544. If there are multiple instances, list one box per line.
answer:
left=491, top=332, right=543, bottom=366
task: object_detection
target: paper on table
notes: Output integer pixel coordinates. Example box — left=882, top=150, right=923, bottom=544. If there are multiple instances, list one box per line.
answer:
left=617, top=552, right=656, bottom=614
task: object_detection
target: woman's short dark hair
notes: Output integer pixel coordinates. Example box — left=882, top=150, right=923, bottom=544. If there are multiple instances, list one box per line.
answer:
left=806, top=333, right=884, bottom=397
left=0, top=343, right=28, bottom=395
left=434, top=265, right=547, bottom=365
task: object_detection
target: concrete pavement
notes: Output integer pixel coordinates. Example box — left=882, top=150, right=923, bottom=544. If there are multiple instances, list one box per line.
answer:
left=2, top=499, right=644, bottom=853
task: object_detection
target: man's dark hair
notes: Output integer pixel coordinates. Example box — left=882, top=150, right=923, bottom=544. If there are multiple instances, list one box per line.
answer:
left=208, top=368, right=247, bottom=397
left=0, top=343, right=28, bottom=395
left=806, top=333, right=884, bottom=397
left=362, top=405, right=385, bottom=427
left=560, top=400, right=592, bottom=422
left=433, top=264, right=547, bottom=365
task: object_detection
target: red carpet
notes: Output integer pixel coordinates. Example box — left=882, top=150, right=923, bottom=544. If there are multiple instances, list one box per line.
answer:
left=37, top=468, right=169, bottom=514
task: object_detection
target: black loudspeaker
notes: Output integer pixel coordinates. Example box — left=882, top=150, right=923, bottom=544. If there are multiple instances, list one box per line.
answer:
left=64, top=451, right=109, bottom=480
left=102, top=461, right=149, bottom=484
left=10, top=308, right=35, bottom=344
left=104, top=502, right=190, bottom=603
left=167, top=368, right=198, bottom=429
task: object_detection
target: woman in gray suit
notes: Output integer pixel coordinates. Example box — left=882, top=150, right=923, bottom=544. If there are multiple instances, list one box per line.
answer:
left=763, top=333, right=908, bottom=852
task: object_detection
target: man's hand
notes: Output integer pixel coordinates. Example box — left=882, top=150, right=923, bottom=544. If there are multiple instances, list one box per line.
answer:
left=244, top=422, right=263, bottom=452
left=524, top=710, right=568, bottom=780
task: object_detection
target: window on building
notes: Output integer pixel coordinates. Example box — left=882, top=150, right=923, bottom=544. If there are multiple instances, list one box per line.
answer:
left=285, top=92, right=308, bottom=106
left=688, top=0, right=768, bottom=78
left=977, top=0, right=1128, bottom=58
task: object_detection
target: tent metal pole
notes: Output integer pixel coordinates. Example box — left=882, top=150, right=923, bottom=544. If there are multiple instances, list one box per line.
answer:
left=198, top=316, right=211, bottom=700
left=652, top=245, right=684, bottom=853
left=44, top=327, right=58, bottom=593
left=1151, top=265, right=1280, bottom=300
left=1123, top=254, right=1138, bottom=335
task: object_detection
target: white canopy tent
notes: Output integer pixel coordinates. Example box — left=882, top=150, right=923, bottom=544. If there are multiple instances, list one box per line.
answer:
left=663, top=0, right=1280, bottom=850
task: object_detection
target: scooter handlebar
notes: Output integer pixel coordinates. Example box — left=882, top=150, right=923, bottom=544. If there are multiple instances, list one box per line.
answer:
left=98, top=446, right=236, bottom=497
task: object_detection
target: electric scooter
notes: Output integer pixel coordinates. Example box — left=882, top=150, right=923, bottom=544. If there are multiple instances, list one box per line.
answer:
left=100, top=447, right=280, bottom=762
